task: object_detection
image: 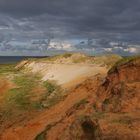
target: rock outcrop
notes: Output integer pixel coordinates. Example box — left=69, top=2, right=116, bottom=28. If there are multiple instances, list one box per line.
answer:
left=94, top=56, right=140, bottom=113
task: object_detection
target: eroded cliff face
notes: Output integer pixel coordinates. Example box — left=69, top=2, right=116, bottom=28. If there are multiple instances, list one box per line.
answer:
left=40, top=57, right=140, bottom=140
left=107, top=58, right=140, bottom=84
left=95, top=57, right=140, bottom=113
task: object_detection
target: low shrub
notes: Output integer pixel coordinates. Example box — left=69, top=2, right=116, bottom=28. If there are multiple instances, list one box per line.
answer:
left=41, top=80, right=64, bottom=108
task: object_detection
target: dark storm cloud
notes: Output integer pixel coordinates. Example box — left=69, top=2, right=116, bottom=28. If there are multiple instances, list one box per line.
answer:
left=0, top=0, right=140, bottom=33
left=0, top=0, right=140, bottom=56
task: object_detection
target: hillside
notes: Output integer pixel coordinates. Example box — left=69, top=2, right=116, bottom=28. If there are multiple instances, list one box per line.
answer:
left=15, top=53, right=121, bottom=86
left=92, top=56, right=140, bottom=139
left=0, top=54, right=139, bottom=140
left=94, top=56, right=140, bottom=113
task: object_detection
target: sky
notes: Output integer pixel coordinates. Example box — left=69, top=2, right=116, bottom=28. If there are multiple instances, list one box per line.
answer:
left=0, top=0, right=140, bottom=56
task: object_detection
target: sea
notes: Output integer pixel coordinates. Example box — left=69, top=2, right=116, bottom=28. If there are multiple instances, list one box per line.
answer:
left=0, top=56, right=48, bottom=64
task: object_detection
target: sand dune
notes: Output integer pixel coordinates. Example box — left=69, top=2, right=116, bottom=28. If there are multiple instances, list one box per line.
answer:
left=25, top=62, right=107, bottom=86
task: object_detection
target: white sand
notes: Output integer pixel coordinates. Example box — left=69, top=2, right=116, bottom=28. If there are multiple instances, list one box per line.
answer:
left=25, top=62, right=107, bottom=85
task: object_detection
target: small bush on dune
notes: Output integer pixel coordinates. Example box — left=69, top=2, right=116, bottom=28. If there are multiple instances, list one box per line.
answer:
left=43, top=81, right=58, bottom=95
left=42, top=80, right=64, bottom=108
left=13, top=93, right=31, bottom=109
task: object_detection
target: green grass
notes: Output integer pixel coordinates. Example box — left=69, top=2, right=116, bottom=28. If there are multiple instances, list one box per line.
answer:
left=43, top=94, right=64, bottom=108
left=0, top=74, right=65, bottom=128
left=6, top=73, right=42, bottom=110
left=72, top=56, right=87, bottom=63
left=0, top=64, right=17, bottom=75
left=62, top=53, right=73, bottom=58
left=27, top=53, right=90, bottom=64
left=13, top=73, right=41, bottom=87
left=41, top=80, right=64, bottom=108
left=31, top=53, right=73, bottom=62
left=108, top=55, right=140, bottom=74
left=43, top=80, right=59, bottom=95
left=94, top=54, right=122, bottom=67
left=2, top=75, right=64, bottom=111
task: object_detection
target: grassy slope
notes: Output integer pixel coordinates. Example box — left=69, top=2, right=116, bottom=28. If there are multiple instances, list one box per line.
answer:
left=94, top=54, right=122, bottom=67
left=22, top=53, right=122, bottom=70
left=1, top=74, right=64, bottom=110
left=0, top=53, right=123, bottom=112
left=0, top=64, right=17, bottom=75
left=0, top=63, right=66, bottom=131
left=108, top=55, right=140, bottom=74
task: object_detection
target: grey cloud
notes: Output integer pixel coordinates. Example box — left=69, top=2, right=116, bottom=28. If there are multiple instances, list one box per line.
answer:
left=0, top=0, right=140, bottom=55
left=0, top=0, right=140, bottom=35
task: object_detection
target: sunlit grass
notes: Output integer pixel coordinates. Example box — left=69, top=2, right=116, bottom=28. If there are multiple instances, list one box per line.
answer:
left=0, top=64, right=17, bottom=75
left=108, top=55, right=140, bottom=74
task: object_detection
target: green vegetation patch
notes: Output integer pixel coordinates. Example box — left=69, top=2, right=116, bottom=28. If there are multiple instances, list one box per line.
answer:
left=6, top=73, right=42, bottom=110
left=0, top=74, right=66, bottom=129
left=2, top=73, right=65, bottom=112
left=0, top=64, right=17, bottom=75
left=94, top=54, right=122, bottom=67
left=72, top=56, right=87, bottom=63
left=41, top=80, right=64, bottom=108
left=108, top=55, right=140, bottom=74
left=31, top=53, right=73, bottom=62
left=43, top=80, right=59, bottom=95
left=13, top=73, right=41, bottom=87
left=28, top=53, right=90, bottom=63
left=62, top=53, right=73, bottom=58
